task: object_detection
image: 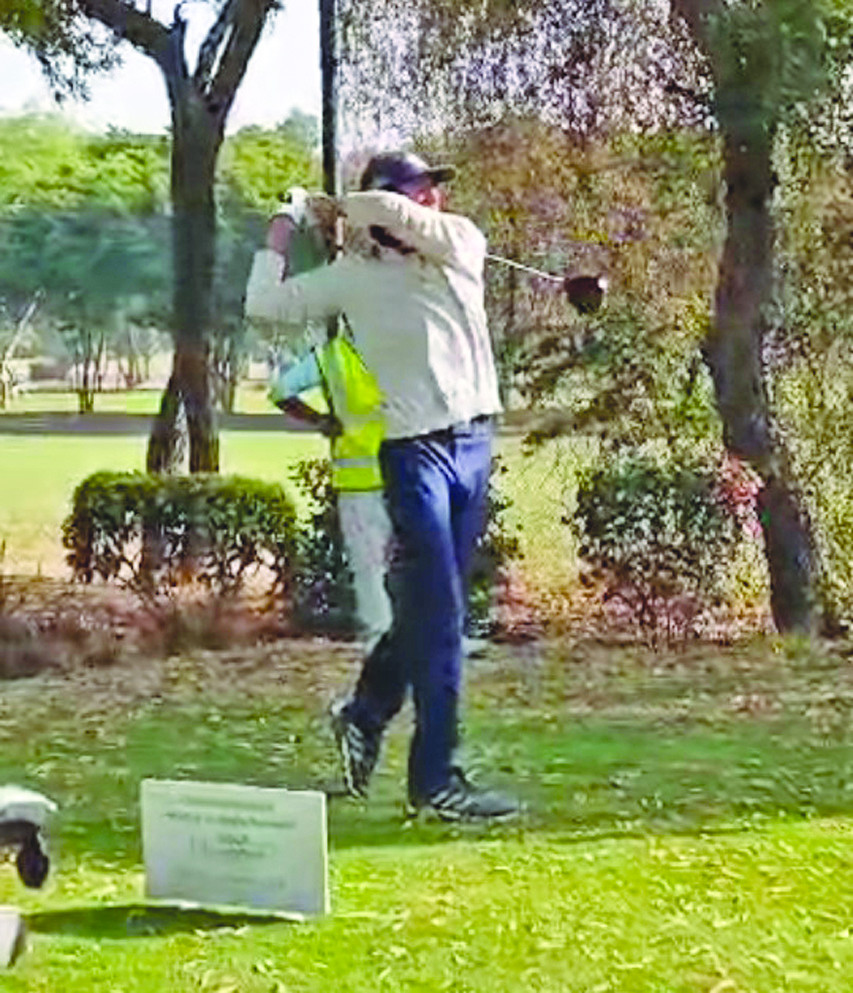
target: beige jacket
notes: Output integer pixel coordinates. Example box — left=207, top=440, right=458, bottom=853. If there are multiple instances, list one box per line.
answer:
left=245, top=191, right=501, bottom=440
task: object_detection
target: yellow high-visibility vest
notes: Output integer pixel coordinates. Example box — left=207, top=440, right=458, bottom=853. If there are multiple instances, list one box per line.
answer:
left=316, top=337, right=385, bottom=492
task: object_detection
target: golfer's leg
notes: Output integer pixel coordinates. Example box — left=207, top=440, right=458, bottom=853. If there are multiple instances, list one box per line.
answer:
left=378, top=437, right=466, bottom=801
left=449, top=424, right=493, bottom=589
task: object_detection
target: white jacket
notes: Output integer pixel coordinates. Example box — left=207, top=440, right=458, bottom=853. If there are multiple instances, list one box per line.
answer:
left=245, top=191, right=501, bottom=440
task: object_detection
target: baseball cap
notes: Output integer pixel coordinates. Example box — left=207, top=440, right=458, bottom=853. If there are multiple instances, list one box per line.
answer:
left=360, top=152, right=456, bottom=192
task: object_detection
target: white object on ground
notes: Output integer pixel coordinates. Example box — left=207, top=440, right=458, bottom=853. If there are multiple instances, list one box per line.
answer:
left=0, top=787, right=57, bottom=827
left=0, top=907, right=25, bottom=967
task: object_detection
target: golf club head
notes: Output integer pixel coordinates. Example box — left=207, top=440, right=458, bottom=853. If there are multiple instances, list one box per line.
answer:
left=564, top=275, right=608, bottom=315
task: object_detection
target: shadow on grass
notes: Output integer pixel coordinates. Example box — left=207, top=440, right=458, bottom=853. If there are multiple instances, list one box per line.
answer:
left=26, top=903, right=292, bottom=940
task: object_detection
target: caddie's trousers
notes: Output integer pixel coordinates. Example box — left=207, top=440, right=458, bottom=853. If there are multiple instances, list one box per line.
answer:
left=344, top=416, right=493, bottom=801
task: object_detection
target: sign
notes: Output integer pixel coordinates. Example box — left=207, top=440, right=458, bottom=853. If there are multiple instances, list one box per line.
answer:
left=141, top=780, right=329, bottom=918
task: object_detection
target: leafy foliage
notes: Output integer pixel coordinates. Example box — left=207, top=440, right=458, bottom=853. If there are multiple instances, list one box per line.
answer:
left=0, top=0, right=118, bottom=97
left=439, top=121, right=723, bottom=452
left=573, top=450, right=751, bottom=641
left=62, top=471, right=298, bottom=600
left=0, top=117, right=170, bottom=212
left=469, top=456, right=524, bottom=632
left=0, top=114, right=319, bottom=411
left=222, top=115, right=321, bottom=213
left=337, top=0, right=707, bottom=143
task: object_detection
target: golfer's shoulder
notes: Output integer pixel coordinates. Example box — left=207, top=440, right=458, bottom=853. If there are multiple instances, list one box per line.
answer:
left=447, top=212, right=486, bottom=251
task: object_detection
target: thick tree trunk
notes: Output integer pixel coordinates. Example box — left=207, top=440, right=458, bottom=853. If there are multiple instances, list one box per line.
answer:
left=146, top=372, right=187, bottom=474
left=706, top=128, right=818, bottom=634
left=671, top=0, right=820, bottom=634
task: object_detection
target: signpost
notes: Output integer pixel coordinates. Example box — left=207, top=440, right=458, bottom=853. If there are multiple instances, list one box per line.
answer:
left=141, top=780, right=329, bottom=919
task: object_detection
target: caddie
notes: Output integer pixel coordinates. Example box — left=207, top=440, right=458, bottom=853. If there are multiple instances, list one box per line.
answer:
left=269, top=332, right=393, bottom=650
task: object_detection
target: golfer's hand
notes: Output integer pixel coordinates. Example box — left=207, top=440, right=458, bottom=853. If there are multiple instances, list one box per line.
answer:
left=308, top=192, right=345, bottom=226
left=266, top=214, right=297, bottom=256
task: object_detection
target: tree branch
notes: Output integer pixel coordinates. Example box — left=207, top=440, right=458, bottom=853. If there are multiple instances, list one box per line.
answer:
left=205, top=0, right=277, bottom=127
left=79, top=0, right=172, bottom=63
left=193, top=0, right=236, bottom=92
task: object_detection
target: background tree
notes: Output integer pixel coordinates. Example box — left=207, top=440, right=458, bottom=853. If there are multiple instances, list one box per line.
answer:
left=3, top=0, right=280, bottom=471
left=0, top=207, right=170, bottom=411
left=0, top=291, right=42, bottom=409
left=335, top=0, right=853, bottom=634
left=0, top=114, right=321, bottom=413
left=668, top=0, right=852, bottom=632
left=214, top=117, right=321, bottom=411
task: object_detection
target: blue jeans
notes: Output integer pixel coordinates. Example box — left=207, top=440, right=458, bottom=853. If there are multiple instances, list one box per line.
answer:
left=345, top=417, right=493, bottom=800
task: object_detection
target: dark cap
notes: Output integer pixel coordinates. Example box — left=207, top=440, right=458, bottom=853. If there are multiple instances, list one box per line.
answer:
left=360, top=152, right=456, bottom=193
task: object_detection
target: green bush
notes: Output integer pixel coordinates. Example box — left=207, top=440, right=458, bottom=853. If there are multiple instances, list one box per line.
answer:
left=573, top=451, right=745, bottom=640
left=469, top=457, right=524, bottom=633
left=288, top=459, right=357, bottom=636
left=62, top=471, right=298, bottom=598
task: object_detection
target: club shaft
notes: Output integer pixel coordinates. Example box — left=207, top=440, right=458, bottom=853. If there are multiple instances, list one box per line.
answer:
left=485, top=253, right=563, bottom=283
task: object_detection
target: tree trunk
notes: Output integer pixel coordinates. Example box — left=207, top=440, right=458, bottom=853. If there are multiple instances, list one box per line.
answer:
left=671, top=0, right=820, bottom=634
left=77, top=0, right=274, bottom=473
left=146, top=86, right=221, bottom=473
left=146, top=372, right=188, bottom=474
left=706, top=127, right=818, bottom=634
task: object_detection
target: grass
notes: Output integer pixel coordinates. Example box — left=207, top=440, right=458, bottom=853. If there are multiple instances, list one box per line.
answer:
left=3, top=383, right=293, bottom=416
left=1, top=636, right=853, bottom=990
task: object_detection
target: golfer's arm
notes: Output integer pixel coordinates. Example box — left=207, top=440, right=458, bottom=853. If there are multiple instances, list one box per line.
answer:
left=343, top=192, right=486, bottom=270
left=245, top=250, right=340, bottom=324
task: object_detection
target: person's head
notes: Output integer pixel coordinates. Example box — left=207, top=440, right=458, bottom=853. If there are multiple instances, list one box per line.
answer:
left=359, top=151, right=455, bottom=210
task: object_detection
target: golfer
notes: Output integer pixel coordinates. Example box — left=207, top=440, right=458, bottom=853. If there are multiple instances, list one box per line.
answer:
left=246, top=151, right=517, bottom=821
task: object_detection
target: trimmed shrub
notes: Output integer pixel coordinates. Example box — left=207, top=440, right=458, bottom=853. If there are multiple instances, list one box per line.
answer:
left=62, top=471, right=298, bottom=599
left=573, top=451, right=749, bottom=641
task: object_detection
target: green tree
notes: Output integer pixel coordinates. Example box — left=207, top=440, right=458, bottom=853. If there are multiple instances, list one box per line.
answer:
left=0, top=207, right=170, bottom=411
left=669, top=0, right=851, bottom=633
left=4, top=0, right=280, bottom=471
left=336, top=0, right=853, bottom=634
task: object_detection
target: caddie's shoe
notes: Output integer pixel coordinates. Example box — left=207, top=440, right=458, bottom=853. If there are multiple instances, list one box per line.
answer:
left=330, top=700, right=381, bottom=799
left=410, top=767, right=520, bottom=823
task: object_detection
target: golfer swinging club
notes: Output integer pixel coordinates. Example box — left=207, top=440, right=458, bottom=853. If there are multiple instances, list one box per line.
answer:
left=246, top=151, right=517, bottom=820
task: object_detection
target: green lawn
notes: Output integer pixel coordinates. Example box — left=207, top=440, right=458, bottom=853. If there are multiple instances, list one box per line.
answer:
left=0, top=431, right=327, bottom=575
left=1, top=637, right=852, bottom=990
left=4, top=385, right=273, bottom=416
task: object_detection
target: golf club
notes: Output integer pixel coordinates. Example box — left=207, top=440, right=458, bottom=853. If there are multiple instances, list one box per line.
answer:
left=486, top=253, right=608, bottom=315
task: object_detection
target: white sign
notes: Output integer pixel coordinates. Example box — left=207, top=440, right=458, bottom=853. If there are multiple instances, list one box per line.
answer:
left=141, top=780, right=329, bottom=918
left=0, top=908, right=24, bottom=967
